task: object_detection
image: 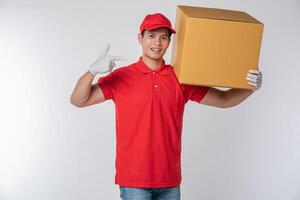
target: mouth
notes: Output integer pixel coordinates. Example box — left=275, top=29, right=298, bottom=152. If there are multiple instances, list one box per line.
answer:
left=150, top=48, right=162, bottom=53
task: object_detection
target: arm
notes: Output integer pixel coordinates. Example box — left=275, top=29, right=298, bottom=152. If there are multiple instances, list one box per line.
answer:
left=200, top=87, right=253, bottom=108
left=69, top=43, right=126, bottom=108
left=70, top=71, right=105, bottom=107
left=200, top=69, right=262, bottom=108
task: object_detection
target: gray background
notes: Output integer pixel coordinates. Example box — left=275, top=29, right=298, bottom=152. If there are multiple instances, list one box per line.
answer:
left=0, top=0, right=299, bottom=200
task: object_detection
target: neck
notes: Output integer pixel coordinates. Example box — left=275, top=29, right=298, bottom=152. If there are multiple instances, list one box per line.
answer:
left=141, top=55, right=164, bottom=70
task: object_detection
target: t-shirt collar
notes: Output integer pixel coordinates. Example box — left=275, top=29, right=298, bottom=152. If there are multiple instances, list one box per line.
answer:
left=135, top=57, right=171, bottom=76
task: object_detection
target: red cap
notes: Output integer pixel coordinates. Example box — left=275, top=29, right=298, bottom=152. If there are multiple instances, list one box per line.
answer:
left=139, top=13, right=176, bottom=34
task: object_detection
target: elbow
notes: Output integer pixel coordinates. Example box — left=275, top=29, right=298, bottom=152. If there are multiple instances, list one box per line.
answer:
left=70, top=95, right=85, bottom=108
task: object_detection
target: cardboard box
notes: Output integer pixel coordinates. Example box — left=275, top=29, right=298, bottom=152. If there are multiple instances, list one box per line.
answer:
left=170, top=5, right=264, bottom=89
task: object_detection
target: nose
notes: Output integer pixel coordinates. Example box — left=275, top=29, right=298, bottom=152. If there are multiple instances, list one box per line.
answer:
left=154, top=37, right=162, bottom=46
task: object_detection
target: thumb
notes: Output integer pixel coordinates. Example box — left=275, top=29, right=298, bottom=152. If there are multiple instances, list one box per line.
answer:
left=100, top=43, right=110, bottom=57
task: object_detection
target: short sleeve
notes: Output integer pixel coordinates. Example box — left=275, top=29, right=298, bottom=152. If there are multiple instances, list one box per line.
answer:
left=181, top=84, right=209, bottom=103
left=97, top=72, right=117, bottom=101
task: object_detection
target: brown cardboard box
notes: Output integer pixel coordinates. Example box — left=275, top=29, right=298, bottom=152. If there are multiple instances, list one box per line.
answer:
left=170, top=5, right=264, bottom=89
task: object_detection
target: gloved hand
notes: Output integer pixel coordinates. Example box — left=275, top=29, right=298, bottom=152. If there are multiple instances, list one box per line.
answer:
left=88, top=43, right=126, bottom=76
left=246, top=69, right=262, bottom=91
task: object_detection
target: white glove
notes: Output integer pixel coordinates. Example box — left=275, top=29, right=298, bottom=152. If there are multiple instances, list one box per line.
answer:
left=246, top=69, right=262, bottom=91
left=88, top=43, right=126, bottom=76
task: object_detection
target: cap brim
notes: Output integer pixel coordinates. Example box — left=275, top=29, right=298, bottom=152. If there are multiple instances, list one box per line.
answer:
left=144, top=25, right=176, bottom=34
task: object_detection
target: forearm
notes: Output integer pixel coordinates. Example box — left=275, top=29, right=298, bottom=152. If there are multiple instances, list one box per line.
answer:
left=70, top=71, right=95, bottom=105
left=224, top=88, right=254, bottom=107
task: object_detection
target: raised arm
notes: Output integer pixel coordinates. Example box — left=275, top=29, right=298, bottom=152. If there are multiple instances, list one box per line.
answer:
left=200, top=87, right=254, bottom=108
left=69, top=43, right=126, bottom=107
left=70, top=71, right=105, bottom=107
left=200, top=69, right=262, bottom=108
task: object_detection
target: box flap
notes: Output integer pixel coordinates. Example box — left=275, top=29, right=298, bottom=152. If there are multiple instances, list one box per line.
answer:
left=178, top=5, right=262, bottom=24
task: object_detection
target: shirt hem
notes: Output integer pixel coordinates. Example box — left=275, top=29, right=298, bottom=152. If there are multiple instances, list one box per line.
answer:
left=115, top=179, right=181, bottom=188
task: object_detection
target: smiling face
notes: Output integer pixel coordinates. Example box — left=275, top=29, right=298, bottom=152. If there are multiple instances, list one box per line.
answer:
left=138, top=27, right=171, bottom=61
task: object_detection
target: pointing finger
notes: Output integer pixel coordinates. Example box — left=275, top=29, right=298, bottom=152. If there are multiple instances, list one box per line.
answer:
left=110, top=55, right=127, bottom=62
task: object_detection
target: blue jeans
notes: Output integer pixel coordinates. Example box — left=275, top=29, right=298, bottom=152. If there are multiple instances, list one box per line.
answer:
left=119, top=185, right=180, bottom=200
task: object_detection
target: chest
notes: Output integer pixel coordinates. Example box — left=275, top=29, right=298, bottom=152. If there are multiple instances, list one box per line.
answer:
left=115, top=73, right=184, bottom=109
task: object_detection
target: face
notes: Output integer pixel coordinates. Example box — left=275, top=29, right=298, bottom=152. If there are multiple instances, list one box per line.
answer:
left=138, top=27, right=171, bottom=61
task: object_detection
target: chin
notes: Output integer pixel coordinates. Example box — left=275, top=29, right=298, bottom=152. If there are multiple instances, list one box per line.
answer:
left=152, top=55, right=163, bottom=60
left=147, top=53, right=164, bottom=60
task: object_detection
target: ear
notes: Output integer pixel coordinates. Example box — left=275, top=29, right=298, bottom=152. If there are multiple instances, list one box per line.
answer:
left=137, top=33, right=142, bottom=45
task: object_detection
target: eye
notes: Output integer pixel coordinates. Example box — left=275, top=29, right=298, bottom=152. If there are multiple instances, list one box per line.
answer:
left=148, top=34, right=155, bottom=39
left=162, top=36, right=169, bottom=41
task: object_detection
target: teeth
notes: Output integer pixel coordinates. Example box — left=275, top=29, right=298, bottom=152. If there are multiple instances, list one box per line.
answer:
left=151, top=48, right=161, bottom=52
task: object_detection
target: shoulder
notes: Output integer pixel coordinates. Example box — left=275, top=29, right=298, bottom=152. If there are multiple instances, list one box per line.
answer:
left=110, top=62, right=137, bottom=76
left=166, top=65, right=185, bottom=87
left=166, top=64, right=174, bottom=71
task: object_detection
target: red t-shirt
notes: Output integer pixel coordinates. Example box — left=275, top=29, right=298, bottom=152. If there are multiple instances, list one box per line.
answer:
left=98, top=57, right=209, bottom=188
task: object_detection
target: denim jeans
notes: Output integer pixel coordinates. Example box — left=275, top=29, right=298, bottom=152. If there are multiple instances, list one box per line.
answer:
left=119, top=185, right=180, bottom=200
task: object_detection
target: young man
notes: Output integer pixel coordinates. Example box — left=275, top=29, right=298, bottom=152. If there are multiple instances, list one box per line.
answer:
left=70, top=13, right=262, bottom=200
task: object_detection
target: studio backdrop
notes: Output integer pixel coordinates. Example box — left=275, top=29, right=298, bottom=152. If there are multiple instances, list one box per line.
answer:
left=0, top=0, right=299, bottom=200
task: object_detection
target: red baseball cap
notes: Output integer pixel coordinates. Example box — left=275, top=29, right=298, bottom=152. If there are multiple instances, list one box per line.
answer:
left=139, top=13, right=176, bottom=34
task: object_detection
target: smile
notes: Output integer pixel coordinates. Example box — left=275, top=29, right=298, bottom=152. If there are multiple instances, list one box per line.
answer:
left=151, top=48, right=162, bottom=53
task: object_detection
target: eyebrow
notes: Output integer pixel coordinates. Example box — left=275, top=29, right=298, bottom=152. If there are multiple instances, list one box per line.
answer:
left=147, top=31, right=169, bottom=36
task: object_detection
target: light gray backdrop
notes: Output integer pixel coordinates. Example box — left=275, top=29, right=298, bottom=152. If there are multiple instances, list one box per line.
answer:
left=0, top=0, right=299, bottom=200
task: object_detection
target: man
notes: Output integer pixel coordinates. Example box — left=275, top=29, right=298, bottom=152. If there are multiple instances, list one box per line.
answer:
left=70, top=13, right=262, bottom=200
